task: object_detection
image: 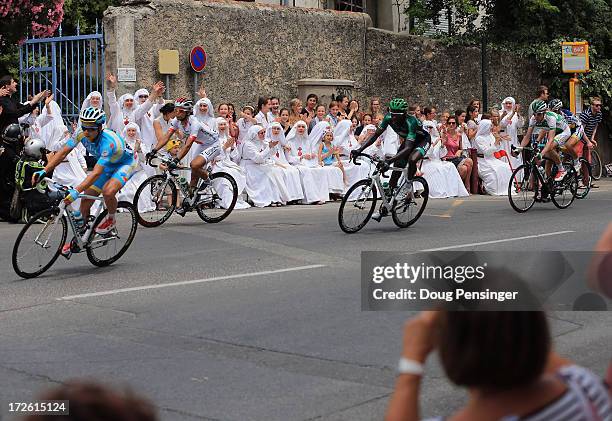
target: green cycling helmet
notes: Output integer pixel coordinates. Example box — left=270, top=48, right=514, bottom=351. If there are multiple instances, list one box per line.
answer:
left=389, top=98, right=408, bottom=113
left=531, top=100, right=547, bottom=114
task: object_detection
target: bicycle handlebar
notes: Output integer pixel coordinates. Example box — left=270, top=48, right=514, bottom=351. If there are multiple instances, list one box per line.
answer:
left=351, top=151, right=381, bottom=166
left=146, top=154, right=189, bottom=171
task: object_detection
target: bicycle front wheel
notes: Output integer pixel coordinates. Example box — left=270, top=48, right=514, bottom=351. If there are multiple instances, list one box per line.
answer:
left=508, top=165, right=537, bottom=213
left=134, top=175, right=177, bottom=227
left=86, top=201, right=138, bottom=267
left=195, top=172, right=238, bottom=223
left=551, top=165, right=577, bottom=209
left=338, top=178, right=378, bottom=233
left=391, top=176, right=429, bottom=228
left=591, top=149, right=602, bottom=180
left=575, top=158, right=592, bottom=199
left=12, top=207, right=67, bottom=279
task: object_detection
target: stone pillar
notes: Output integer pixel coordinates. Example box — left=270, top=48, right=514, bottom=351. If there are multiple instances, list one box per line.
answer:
left=103, top=13, right=137, bottom=97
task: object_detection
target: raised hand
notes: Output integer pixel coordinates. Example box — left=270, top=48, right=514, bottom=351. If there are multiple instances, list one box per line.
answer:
left=152, top=81, right=165, bottom=98
left=44, top=94, right=54, bottom=105
left=106, top=74, right=117, bottom=89
left=197, top=86, right=207, bottom=99
left=0, top=86, right=9, bottom=97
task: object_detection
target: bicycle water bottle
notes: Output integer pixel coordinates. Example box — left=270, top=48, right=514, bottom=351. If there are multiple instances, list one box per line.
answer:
left=72, top=210, right=84, bottom=230
left=382, top=181, right=391, bottom=197
left=178, top=176, right=189, bottom=192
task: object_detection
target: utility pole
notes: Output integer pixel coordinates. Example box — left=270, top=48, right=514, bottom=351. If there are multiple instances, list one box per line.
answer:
left=481, top=34, right=488, bottom=112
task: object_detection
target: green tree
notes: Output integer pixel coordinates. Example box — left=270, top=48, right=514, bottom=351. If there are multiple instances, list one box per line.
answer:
left=405, top=0, right=612, bottom=113
left=0, top=0, right=120, bottom=76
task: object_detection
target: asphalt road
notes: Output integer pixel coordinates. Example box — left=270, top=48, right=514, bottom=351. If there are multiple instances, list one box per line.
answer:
left=1, top=180, right=611, bottom=421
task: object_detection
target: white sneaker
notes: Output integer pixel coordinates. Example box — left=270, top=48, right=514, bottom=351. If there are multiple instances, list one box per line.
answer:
left=371, top=208, right=389, bottom=222
left=573, top=161, right=581, bottom=172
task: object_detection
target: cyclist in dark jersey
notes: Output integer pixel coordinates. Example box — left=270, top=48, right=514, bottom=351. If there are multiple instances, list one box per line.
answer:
left=351, top=98, right=431, bottom=194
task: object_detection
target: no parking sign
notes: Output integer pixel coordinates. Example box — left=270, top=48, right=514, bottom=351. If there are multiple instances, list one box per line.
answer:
left=190, top=46, right=207, bottom=73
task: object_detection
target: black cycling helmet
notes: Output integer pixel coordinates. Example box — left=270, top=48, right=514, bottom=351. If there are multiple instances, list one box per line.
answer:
left=2, top=123, right=24, bottom=144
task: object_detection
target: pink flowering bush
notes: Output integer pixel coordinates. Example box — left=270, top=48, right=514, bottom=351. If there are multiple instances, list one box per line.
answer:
left=0, top=0, right=64, bottom=50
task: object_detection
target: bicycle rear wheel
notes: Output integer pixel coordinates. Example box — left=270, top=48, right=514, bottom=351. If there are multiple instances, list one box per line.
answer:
left=12, top=207, right=67, bottom=278
left=86, top=201, right=138, bottom=267
left=508, top=165, right=537, bottom=213
left=195, top=172, right=238, bottom=223
left=391, top=176, right=429, bottom=228
left=575, top=158, right=592, bottom=199
left=338, top=179, right=377, bottom=233
left=134, top=175, right=177, bottom=227
left=591, top=149, right=602, bottom=180
left=551, top=166, right=577, bottom=209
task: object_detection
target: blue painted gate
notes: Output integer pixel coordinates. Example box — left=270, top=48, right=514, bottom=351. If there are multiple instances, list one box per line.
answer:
left=19, top=23, right=105, bottom=125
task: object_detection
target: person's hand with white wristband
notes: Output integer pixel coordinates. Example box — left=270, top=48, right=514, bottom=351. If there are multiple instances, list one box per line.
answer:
left=386, top=311, right=440, bottom=421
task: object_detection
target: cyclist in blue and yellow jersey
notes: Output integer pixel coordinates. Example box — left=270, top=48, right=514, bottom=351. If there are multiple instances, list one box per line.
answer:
left=33, top=107, right=137, bottom=236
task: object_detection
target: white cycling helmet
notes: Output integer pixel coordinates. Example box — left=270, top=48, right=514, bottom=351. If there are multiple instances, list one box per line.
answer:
left=23, top=138, right=46, bottom=159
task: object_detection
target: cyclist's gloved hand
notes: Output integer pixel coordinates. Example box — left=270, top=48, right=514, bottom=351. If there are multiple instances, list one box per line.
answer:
left=145, top=149, right=158, bottom=163
left=511, top=148, right=520, bottom=158
left=32, top=169, right=46, bottom=185
left=64, top=188, right=79, bottom=204
left=380, top=159, right=391, bottom=172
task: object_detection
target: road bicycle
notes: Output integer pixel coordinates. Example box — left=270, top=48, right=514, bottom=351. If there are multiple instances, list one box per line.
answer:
left=134, top=156, right=238, bottom=227
left=338, top=152, right=429, bottom=233
left=12, top=178, right=138, bottom=278
left=508, top=145, right=577, bottom=213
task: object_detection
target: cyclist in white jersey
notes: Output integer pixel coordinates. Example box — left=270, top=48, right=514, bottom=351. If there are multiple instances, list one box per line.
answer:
left=149, top=98, right=221, bottom=197
left=518, top=100, right=571, bottom=181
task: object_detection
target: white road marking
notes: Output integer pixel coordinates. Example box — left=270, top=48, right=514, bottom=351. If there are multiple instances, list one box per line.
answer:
left=421, top=230, right=575, bottom=252
left=58, top=264, right=326, bottom=300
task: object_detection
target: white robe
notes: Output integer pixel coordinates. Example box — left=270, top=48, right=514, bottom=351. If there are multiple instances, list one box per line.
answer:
left=420, top=139, right=469, bottom=199
left=475, top=121, right=513, bottom=196
left=117, top=127, right=154, bottom=212
left=333, top=120, right=372, bottom=194
left=107, top=91, right=137, bottom=134
left=286, top=127, right=331, bottom=204
left=240, top=128, right=286, bottom=207
left=266, top=124, right=304, bottom=203
left=41, top=102, right=87, bottom=192
left=212, top=123, right=250, bottom=210
left=499, top=98, right=523, bottom=169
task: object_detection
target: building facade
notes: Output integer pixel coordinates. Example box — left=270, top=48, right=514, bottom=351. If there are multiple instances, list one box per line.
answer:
left=252, top=0, right=409, bottom=32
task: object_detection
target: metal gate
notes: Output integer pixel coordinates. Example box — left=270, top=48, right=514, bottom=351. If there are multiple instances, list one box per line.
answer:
left=19, top=23, right=105, bottom=124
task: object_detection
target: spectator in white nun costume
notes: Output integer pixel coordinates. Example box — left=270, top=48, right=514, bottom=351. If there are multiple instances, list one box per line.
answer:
left=285, top=121, right=330, bottom=204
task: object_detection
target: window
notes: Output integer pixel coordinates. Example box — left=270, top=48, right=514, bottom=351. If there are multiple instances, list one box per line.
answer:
left=334, top=0, right=365, bottom=12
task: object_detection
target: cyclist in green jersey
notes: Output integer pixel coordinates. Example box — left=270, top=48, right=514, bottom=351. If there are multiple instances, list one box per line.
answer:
left=351, top=98, right=431, bottom=194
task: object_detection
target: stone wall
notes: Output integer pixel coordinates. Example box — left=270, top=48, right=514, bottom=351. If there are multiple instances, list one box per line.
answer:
left=364, top=28, right=541, bottom=113
left=104, top=0, right=541, bottom=113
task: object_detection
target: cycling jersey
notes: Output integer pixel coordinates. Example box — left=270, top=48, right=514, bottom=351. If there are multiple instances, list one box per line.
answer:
left=378, top=113, right=421, bottom=141
left=67, top=129, right=133, bottom=168
left=168, top=115, right=218, bottom=156
left=66, top=129, right=136, bottom=192
left=561, top=111, right=586, bottom=141
left=529, top=111, right=569, bottom=135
